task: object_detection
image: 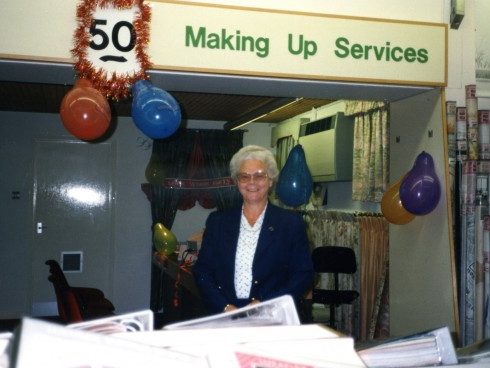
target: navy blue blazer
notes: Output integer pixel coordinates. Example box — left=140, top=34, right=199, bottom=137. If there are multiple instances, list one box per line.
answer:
left=193, top=202, right=314, bottom=314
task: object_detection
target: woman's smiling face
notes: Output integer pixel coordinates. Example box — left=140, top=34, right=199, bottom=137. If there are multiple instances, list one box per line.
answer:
left=236, top=159, right=272, bottom=206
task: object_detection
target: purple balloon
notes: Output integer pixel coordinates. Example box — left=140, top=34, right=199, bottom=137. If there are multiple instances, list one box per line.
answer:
left=399, top=151, right=441, bottom=215
left=276, top=145, right=313, bottom=207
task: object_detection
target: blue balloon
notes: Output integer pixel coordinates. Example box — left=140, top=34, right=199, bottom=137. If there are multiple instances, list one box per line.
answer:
left=399, top=151, right=441, bottom=215
left=131, top=80, right=181, bottom=139
left=276, top=145, right=313, bottom=207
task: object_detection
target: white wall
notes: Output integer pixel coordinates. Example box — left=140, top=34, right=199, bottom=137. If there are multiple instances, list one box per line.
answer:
left=446, top=0, right=476, bottom=105
left=175, top=0, right=444, bottom=22
left=475, top=0, right=490, bottom=108
left=390, top=89, right=456, bottom=335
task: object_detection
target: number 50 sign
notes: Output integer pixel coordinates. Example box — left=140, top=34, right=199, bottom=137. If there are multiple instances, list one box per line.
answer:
left=72, top=0, right=151, bottom=100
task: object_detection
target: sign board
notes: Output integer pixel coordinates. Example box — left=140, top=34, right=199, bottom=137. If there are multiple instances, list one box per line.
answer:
left=149, top=1, right=447, bottom=87
left=0, top=1, right=447, bottom=87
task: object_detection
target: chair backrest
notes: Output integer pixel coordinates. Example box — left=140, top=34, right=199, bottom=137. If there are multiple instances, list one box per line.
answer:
left=45, top=259, right=70, bottom=289
left=311, top=246, right=357, bottom=275
left=310, top=246, right=359, bottom=329
left=45, top=259, right=83, bottom=322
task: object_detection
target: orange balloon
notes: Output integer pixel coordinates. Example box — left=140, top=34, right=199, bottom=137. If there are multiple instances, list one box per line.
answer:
left=60, top=79, right=111, bottom=141
left=381, top=176, right=416, bottom=225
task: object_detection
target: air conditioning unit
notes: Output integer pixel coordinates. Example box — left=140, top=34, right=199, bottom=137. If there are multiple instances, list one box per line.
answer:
left=298, top=112, right=354, bottom=182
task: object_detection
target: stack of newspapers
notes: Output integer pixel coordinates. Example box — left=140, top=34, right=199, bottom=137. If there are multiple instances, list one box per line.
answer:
left=1, top=295, right=365, bottom=368
left=1, top=294, right=477, bottom=368
left=356, top=326, right=458, bottom=368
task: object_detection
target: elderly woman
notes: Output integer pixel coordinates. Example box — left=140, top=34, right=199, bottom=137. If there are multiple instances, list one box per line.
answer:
left=193, top=145, right=314, bottom=314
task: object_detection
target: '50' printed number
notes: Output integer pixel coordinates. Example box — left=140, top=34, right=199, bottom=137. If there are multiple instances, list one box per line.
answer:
left=89, top=19, right=136, bottom=62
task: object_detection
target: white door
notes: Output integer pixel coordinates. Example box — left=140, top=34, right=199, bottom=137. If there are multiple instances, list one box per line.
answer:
left=31, top=139, right=114, bottom=314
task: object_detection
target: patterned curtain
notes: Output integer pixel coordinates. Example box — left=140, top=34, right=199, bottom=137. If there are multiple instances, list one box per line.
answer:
left=358, top=215, right=390, bottom=341
left=345, top=101, right=389, bottom=202
left=150, top=129, right=244, bottom=226
left=304, top=210, right=360, bottom=338
left=150, top=129, right=195, bottom=229
left=304, top=210, right=389, bottom=341
left=148, top=129, right=243, bottom=312
left=200, top=130, right=244, bottom=210
left=149, top=129, right=195, bottom=312
left=276, top=135, right=295, bottom=170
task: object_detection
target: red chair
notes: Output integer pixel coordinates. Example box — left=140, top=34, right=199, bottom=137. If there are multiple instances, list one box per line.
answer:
left=45, top=259, right=115, bottom=323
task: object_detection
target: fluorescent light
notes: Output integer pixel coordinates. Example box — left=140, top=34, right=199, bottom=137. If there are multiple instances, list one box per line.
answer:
left=225, top=97, right=304, bottom=130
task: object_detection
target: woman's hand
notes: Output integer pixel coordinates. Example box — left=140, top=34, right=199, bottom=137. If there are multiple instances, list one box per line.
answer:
left=223, top=304, right=237, bottom=312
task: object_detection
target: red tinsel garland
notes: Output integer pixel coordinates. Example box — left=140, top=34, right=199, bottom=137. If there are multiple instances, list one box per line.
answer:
left=72, top=0, right=152, bottom=101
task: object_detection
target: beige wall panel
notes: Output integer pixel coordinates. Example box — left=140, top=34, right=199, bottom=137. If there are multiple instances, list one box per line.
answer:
left=389, top=88, right=457, bottom=336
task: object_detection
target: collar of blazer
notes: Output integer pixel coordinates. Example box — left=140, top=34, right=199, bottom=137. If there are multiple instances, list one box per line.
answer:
left=220, top=203, right=282, bottom=258
left=254, top=203, right=279, bottom=258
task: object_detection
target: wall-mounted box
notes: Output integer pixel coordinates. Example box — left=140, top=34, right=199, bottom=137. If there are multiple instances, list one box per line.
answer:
left=450, top=0, right=465, bottom=29
left=61, top=251, right=83, bottom=273
left=298, top=112, right=354, bottom=182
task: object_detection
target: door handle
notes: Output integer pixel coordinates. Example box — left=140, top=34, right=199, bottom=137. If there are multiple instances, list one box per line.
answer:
left=36, top=222, right=47, bottom=234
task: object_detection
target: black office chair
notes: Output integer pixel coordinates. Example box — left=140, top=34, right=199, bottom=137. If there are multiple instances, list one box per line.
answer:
left=311, top=246, right=359, bottom=329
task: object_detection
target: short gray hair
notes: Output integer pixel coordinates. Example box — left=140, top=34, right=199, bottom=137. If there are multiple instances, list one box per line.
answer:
left=230, top=145, right=279, bottom=183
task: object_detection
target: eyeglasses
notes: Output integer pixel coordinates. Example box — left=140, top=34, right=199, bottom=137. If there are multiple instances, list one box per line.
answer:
left=236, top=171, right=269, bottom=184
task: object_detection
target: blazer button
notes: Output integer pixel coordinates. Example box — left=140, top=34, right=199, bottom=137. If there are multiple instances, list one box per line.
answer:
left=254, top=280, right=259, bottom=284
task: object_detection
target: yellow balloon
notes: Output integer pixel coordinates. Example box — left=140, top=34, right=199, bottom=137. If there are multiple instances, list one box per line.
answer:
left=153, top=223, right=178, bottom=256
left=381, top=176, right=416, bottom=225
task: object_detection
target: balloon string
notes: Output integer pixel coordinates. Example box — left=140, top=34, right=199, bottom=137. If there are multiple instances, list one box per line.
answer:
left=173, top=270, right=181, bottom=308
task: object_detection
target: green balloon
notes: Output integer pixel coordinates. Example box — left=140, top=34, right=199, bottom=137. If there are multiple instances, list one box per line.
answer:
left=145, top=153, right=165, bottom=185
left=153, top=223, right=177, bottom=256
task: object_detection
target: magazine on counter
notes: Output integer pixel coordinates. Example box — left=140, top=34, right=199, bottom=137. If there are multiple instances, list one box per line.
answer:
left=5, top=298, right=367, bottom=368
left=163, top=294, right=300, bottom=330
left=9, top=317, right=205, bottom=368
left=116, top=322, right=365, bottom=367
left=67, top=309, right=153, bottom=334
left=356, top=325, right=458, bottom=368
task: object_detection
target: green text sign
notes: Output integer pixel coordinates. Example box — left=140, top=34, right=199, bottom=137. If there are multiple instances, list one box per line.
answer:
left=150, top=1, right=447, bottom=86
